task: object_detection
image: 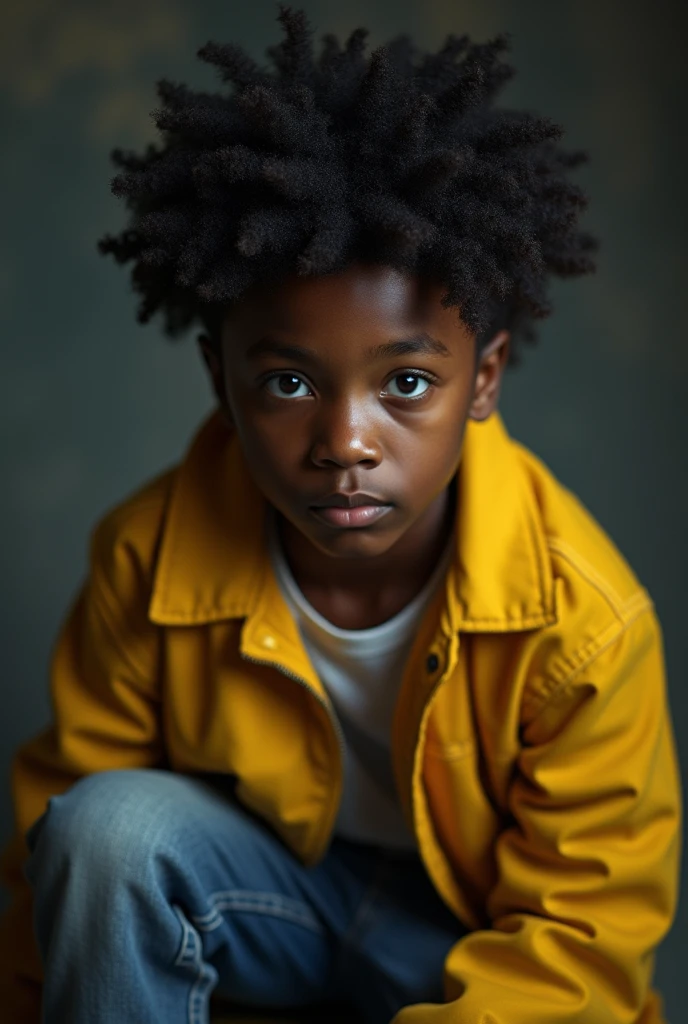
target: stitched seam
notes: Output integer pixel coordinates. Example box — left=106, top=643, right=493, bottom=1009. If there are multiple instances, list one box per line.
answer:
left=459, top=613, right=556, bottom=631
left=524, top=601, right=654, bottom=721
left=622, top=589, right=655, bottom=619
left=194, top=900, right=322, bottom=934
left=191, top=889, right=324, bottom=934
left=533, top=617, right=623, bottom=698
left=172, top=904, right=216, bottom=1024
left=173, top=904, right=196, bottom=969
left=154, top=605, right=246, bottom=624
left=527, top=495, right=549, bottom=617
left=547, top=536, right=649, bottom=621
left=548, top=536, right=624, bottom=612
left=194, top=888, right=317, bottom=924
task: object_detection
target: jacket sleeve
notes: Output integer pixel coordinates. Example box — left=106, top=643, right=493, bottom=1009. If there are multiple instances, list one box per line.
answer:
left=393, top=601, right=682, bottom=1024
left=0, top=514, right=164, bottom=1024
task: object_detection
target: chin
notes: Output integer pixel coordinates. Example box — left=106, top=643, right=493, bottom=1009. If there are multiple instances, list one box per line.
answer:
left=308, top=524, right=402, bottom=559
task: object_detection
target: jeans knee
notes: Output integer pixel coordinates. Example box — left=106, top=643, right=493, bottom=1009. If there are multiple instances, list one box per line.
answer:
left=25, top=769, right=187, bottom=886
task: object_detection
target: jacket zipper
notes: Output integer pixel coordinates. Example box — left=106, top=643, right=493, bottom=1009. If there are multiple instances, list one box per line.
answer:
left=239, top=649, right=346, bottom=858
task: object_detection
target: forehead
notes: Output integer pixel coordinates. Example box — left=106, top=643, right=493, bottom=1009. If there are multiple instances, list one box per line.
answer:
left=221, top=262, right=472, bottom=347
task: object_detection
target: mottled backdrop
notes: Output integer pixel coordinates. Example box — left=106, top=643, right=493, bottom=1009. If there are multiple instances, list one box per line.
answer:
left=1, top=0, right=686, bottom=1015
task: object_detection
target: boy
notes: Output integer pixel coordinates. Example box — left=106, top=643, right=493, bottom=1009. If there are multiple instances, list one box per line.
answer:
left=0, top=6, right=681, bottom=1023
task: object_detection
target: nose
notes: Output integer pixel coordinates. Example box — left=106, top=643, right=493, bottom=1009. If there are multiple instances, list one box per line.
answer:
left=308, top=396, right=382, bottom=469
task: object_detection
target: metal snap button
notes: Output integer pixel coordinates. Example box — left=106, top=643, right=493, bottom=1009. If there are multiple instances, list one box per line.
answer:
left=261, top=634, right=277, bottom=649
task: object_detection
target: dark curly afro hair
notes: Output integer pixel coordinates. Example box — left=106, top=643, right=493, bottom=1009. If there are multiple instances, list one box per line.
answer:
left=97, top=4, right=597, bottom=368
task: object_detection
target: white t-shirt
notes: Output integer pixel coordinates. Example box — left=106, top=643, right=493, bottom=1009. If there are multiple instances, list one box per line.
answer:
left=267, top=509, right=453, bottom=850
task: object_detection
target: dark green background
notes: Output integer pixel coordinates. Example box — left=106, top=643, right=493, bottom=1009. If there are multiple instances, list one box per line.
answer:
left=1, top=0, right=685, bottom=1015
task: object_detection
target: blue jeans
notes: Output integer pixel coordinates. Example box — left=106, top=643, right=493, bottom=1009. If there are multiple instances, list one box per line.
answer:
left=23, top=768, right=470, bottom=1024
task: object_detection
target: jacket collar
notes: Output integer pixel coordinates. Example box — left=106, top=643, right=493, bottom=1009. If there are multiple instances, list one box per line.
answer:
left=149, top=410, right=557, bottom=632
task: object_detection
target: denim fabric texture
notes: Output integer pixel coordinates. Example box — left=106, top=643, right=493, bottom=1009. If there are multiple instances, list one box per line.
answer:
left=23, top=768, right=470, bottom=1024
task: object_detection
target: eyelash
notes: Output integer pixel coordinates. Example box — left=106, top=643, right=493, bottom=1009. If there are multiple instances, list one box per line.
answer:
left=261, top=369, right=438, bottom=402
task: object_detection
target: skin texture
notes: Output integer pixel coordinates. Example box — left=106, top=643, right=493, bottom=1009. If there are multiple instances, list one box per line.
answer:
left=198, top=262, right=510, bottom=629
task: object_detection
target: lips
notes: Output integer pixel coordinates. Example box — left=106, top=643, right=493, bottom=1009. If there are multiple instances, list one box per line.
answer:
left=309, top=503, right=393, bottom=529
left=310, top=492, right=389, bottom=509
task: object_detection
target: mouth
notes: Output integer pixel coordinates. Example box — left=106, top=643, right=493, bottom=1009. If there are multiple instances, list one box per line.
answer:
left=309, top=503, right=393, bottom=529
left=311, top=492, right=389, bottom=509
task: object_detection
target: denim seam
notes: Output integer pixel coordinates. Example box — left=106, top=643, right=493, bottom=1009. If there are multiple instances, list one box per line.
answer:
left=191, top=889, right=324, bottom=934
left=172, top=903, right=217, bottom=1024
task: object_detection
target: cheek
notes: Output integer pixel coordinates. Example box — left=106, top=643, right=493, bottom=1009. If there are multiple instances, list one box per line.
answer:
left=394, top=402, right=465, bottom=462
left=244, top=414, right=307, bottom=462
left=234, top=418, right=302, bottom=501
left=401, top=411, right=468, bottom=492
left=224, top=386, right=286, bottom=456
left=236, top=442, right=289, bottom=515
left=405, top=442, right=462, bottom=499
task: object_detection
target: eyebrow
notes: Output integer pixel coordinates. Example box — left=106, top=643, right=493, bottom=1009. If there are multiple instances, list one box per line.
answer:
left=245, top=332, right=453, bottom=364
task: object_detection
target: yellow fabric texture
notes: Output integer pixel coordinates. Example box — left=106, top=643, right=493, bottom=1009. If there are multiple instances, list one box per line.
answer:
left=0, top=409, right=681, bottom=1023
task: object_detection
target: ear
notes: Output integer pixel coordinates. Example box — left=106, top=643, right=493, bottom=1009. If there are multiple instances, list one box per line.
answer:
left=468, top=330, right=511, bottom=422
left=197, top=332, right=234, bottom=429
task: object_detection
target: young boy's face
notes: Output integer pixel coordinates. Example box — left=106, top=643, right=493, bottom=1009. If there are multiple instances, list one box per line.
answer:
left=200, top=262, right=509, bottom=564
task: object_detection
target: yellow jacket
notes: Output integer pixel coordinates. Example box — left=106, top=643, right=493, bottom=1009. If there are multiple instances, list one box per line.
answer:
left=0, top=409, right=681, bottom=1023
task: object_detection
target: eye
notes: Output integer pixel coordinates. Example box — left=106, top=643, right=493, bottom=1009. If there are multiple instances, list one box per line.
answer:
left=383, top=373, right=433, bottom=400
left=263, top=373, right=312, bottom=399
